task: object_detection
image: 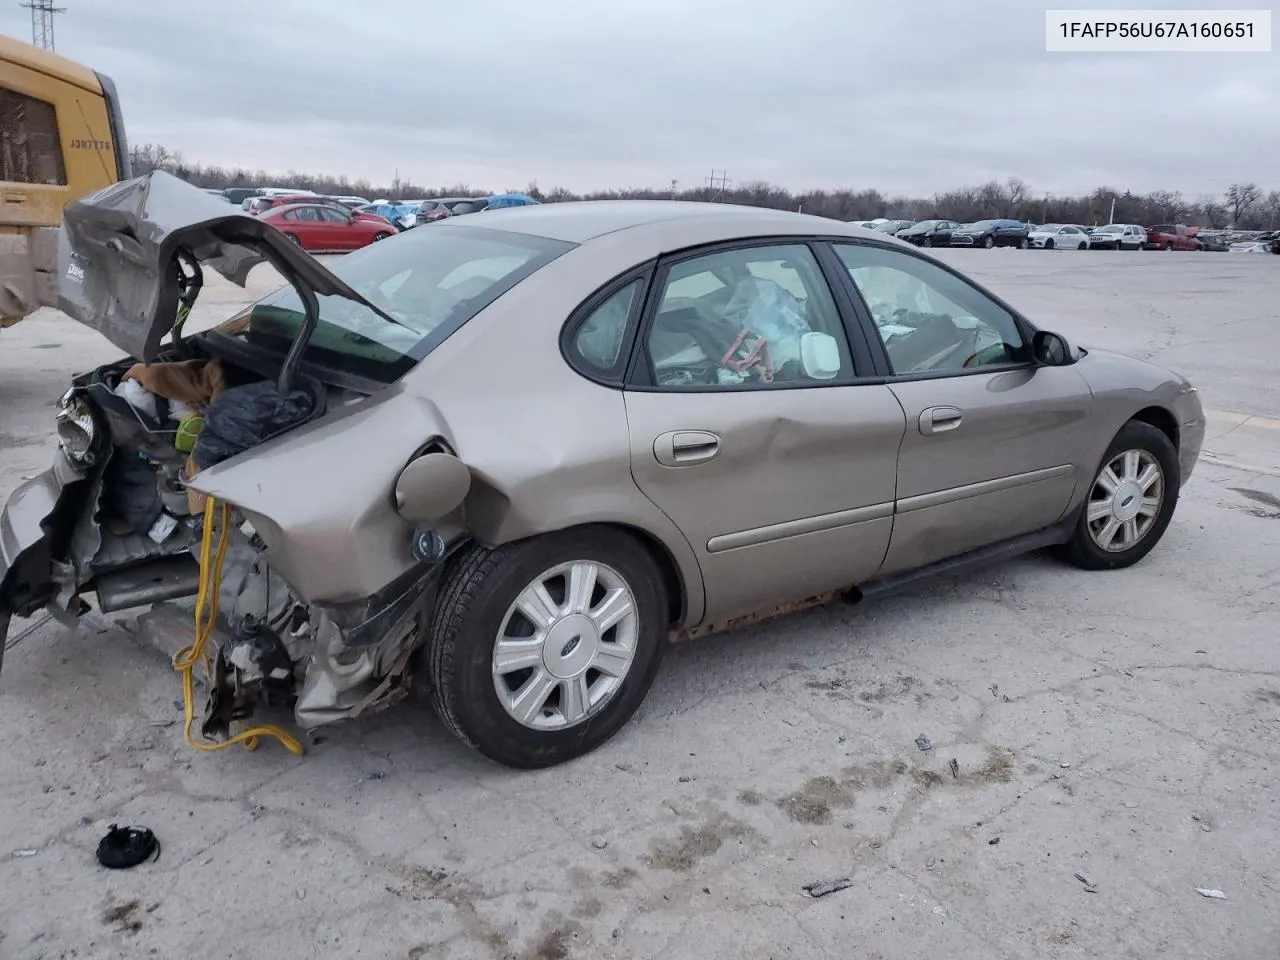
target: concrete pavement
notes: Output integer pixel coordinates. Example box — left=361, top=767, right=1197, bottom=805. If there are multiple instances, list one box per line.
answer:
left=0, top=250, right=1277, bottom=960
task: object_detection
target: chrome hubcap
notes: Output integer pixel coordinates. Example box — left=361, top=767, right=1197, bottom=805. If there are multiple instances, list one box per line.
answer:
left=492, top=561, right=639, bottom=730
left=1087, top=449, right=1164, bottom=552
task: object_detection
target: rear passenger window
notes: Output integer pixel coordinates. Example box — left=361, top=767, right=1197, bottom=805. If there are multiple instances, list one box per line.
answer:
left=0, top=87, right=66, bottom=185
left=570, top=280, right=640, bottom=374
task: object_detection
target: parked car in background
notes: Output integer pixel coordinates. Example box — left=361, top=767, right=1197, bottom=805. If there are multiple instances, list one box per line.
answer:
left=485, top=193, right=540, bottom=210
left=897, top=219, right=960, bottom=247
left=415, top=197, right=487, bottom=226
left=1146, top=224, right=1198, bottom=251
left=247, top=194, right=383, bottom=219
left=949, top=219, right=1030, bottom=249
left=874, top=219, right=915, bottom=236
left=1087, top=223, right=1146, bottom=250
left=259, top=201, right=395, bottom=252
left=1195, top=233, right=1229, bottom=252
left=357, top=202, right=419, bottom=231
left=259, top=186, right=316, bottom=198
left=1229, top=231, right=1279, bottom=253
left=331, top=195, right=371, bottom=208
left=245, top=194, right=312, bottom=215
left=1029, top=224, right=1089, bottom=249
left=222, top=187, right=260, bottom=206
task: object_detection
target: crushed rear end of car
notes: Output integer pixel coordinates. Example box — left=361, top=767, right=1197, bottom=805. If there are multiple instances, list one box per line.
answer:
left=0, top=171, right=479, bottom=750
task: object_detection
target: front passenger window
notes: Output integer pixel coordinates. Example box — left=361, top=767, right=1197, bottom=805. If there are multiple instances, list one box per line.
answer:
left=833, top=243, right=1027, bottom=375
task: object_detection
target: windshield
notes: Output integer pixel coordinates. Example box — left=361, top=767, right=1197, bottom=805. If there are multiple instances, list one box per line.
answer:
left=1036, top=223, right=1063, bottom=231
left=237, top=224, right=574, bottom=382
left=966, top=220, right=998, bottom=230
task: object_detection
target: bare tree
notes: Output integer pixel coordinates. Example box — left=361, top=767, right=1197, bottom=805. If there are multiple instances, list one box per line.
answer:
left=1266, top=191, right=1280, bottom=229
left=1005, top=177, right=1029, bottom=210
left=1225, top=182, right=1262, bottom=227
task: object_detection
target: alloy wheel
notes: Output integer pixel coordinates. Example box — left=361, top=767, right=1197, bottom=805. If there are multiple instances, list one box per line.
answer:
left=1086, top=449, right=1165, bottom=552
left=492, top=560, right=640, bottom=730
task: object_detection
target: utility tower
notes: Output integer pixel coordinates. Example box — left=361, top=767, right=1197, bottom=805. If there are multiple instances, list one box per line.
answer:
left=20, top=0, right=65, bottom=51
left=704, top=169, right=731, bottom=201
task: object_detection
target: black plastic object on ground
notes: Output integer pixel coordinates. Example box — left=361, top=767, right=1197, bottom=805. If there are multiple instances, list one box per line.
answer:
left=192, top=380, right=316, bottom=470
left=96, top=824, right=161, bottom=869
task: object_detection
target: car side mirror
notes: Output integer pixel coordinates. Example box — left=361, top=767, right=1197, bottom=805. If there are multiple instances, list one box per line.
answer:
left=1032, top=330, right=1079, bottom=366
left=800, top=332, right=842, bottom=380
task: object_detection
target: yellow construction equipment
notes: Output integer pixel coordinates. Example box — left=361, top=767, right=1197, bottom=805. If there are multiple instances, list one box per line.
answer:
left=0, top=33, right=130, bottom=327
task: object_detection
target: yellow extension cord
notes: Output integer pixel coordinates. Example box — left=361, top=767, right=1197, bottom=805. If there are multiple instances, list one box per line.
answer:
left=170, top=497, right=305, bottom=756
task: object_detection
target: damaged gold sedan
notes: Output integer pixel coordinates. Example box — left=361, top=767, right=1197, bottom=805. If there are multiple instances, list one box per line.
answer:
left=0, top=173, right=1204, bottom=767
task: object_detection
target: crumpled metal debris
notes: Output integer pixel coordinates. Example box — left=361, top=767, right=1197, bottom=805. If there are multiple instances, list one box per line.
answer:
left=915, top=734, right=934, bottom=752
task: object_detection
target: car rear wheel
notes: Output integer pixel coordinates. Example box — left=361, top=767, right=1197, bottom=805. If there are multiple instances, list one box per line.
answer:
left=1019, top=237, right=1029, bottom=249
left=923, top=237, right=933, bottom=247
left=424, top=526, right=668, bottom=768
left=1058, top=421, right=1180, bottom=571
left=983, top=235, right=995, bottom=248
left=1077, top=240, right=1087, bottom=250
left=1164, top=242, right=1173, bottom=251
left=1045, top=239, right=1055, bottom=249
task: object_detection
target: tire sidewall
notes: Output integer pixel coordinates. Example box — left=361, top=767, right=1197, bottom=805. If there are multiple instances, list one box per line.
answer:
left=438, top=529, right=667, bottom=767
left=1068, top=421, right=1181, bottom=569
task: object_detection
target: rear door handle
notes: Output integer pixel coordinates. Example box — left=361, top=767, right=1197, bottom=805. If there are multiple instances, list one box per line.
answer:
left=654, top=430, right=720, bottom=466
left=919, top=406, right=962, bottom=435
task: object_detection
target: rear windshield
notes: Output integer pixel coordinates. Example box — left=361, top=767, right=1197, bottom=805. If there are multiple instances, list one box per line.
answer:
left=239, top=225, right=574, bottom=382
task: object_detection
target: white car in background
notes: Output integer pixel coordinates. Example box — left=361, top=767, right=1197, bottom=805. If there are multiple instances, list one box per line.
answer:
left=1028, top=223, right=1090, bottom=250
left=1088, top=223, right=1146, bottom=250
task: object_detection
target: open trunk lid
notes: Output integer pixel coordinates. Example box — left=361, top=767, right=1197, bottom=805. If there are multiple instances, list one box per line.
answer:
left=56, top=170, right=387, bottom=362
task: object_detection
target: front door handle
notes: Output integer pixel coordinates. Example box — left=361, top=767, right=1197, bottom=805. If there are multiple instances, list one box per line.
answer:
left=654, top=430, right=721, bottom=467
left=919, top=406, right=962, bottom=435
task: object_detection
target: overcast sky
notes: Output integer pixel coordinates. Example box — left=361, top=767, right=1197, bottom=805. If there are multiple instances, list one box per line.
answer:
left=3, top=0, right=1276, bottom=197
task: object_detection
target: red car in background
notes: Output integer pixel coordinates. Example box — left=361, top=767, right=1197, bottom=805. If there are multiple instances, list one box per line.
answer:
left=1146, top=224, right=1199, bottom=251
left=260, top=202, right=395, bottom=253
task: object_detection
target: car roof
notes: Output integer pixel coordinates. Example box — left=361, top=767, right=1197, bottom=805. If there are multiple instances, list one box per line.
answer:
left=434, top=199, right=894, bottom=245
left=263, top=202, right=325, bottom=215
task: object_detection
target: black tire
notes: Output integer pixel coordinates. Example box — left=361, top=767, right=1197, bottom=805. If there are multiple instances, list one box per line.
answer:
left=424, top=526, right=668, bottom=768
left=1077, top=241, right=1087, bottom=250
left=923, top=236, right=933, bottom=247
left=1019, top=237, right=1029, bottom=249
left=983, top=235, right=994, bottom=248
left=372, top=231, right=391, bottom=242
left=1045, top=239, right=1055, bottom=249
left=1163, top=242, right=1173, bottom=251
left=1058, top=420, right=1180, bottom=571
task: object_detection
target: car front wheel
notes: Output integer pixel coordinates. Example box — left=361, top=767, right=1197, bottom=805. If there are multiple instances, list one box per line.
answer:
left=1059, top=420, right=1180, bottom=571
left=424, top=527, right=668, bottom=768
